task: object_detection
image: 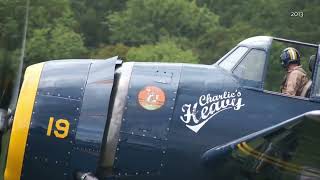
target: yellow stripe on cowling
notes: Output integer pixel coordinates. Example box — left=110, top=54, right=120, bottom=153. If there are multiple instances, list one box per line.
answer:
left=4, top=63, right=44, bottom=180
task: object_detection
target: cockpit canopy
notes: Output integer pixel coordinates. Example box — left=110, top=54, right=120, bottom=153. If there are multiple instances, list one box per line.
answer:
left=215, top=36, right=320, bottom=99
left=216, top=36, right=272, bottom=88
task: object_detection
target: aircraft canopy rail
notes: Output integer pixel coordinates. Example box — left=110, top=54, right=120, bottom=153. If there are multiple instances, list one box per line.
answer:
left=273, top=37, right=318, bottom=48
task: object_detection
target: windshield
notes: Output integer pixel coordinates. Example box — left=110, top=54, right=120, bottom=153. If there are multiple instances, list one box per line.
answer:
left=218, top=46, right=248, bottom=71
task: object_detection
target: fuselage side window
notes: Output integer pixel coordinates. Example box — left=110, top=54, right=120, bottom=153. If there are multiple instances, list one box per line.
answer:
left=219, top=46, right=248, bottom=71
left=233, top=49, right=266, bottom=82
left=314, top=62, right=320, bottom=96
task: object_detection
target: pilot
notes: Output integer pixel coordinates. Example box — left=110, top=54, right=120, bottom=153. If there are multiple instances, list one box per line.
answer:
left=280, top=47, right=309, bottom=96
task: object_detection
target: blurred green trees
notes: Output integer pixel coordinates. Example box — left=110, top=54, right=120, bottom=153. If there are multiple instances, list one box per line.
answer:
left=1, top=0, right=318, bottom=64
left=127, top=40, right=199, bottom=63
left=26, top=25, right=86, bottom=61
left=0, top=0, right=87, bottom=64
left=107, top=0, right=219, bottom=45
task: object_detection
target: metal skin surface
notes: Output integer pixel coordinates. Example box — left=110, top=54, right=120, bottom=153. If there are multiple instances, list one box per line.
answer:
left=112, top=63, right=181, bottom=178
left=17, top=59, right=116, bottom=180
left=2, top=36, right=320, bottom=180
left=201, top=110, right=320, bottom=179
left=100, top=62, right=134, bottom=172
left=104, top=62, right=319, bottom=180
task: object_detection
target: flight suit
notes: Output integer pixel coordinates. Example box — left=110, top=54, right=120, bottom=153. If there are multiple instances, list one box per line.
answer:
left=280, top=66, right=309, bottom=96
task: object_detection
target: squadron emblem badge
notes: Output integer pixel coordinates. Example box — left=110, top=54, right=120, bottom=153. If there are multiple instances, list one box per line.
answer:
left=138, top=86, right=166, bottom=110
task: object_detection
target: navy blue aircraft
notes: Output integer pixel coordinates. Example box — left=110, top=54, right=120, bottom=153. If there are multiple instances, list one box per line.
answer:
left=0, top=36, right=320, bottom=180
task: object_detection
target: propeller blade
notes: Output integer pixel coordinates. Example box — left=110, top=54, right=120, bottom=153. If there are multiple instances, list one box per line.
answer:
left=0, top=109, right=7, bottom=132
left=1, top=0, right=31, bottom=131
left=8, top=0, right=30, bottom=114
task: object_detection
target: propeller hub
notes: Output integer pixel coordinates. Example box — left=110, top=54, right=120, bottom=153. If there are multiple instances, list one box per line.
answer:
left=0, top=108, right=7, bottom=132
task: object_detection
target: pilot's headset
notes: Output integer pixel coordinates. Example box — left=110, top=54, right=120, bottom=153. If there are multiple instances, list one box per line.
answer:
left=280, top=47, right=301, bottom=68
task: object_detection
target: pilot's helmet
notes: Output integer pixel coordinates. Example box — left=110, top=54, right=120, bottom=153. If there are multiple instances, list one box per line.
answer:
left=280, top=47, right=301, bottom=68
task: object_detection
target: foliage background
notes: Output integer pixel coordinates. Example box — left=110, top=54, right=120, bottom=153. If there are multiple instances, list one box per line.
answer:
left=0, top=0, right=319, bottom=106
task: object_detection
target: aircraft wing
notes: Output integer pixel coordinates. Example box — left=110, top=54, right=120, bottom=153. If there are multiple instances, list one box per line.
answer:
left=202, top=110, right=320, bottom=179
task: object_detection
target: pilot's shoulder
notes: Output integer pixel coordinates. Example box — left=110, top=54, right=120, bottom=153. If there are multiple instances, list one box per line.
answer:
left=291, top=67, right=307, bottom=76
left=287, top=69, right=306, bottom=80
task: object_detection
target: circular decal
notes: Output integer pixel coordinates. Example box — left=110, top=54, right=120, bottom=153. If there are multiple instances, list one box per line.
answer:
left=138, top=86, right=166, bottom=110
